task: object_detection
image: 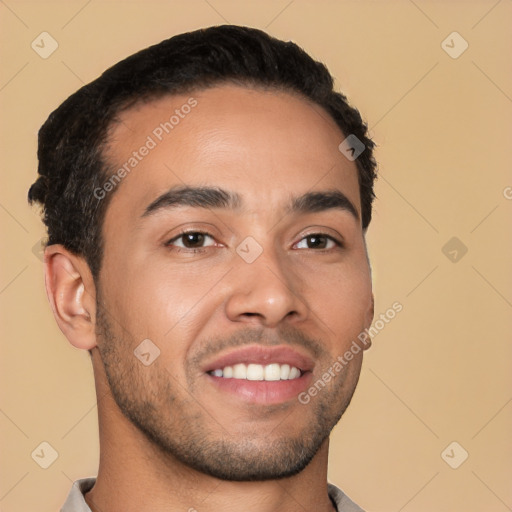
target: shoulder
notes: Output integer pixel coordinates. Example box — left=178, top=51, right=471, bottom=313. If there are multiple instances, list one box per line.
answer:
left=327, top=482, right=365, bottom=512
left=60, top=477, right=96, bottom=512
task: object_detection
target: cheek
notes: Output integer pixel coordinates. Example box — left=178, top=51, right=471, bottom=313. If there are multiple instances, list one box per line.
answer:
left=299, top=256, right=372, bottom=331
left=106, top=261, right=222, bottom=367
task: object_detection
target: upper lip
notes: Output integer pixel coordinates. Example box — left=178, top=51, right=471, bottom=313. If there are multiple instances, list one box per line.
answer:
left=202, top=345, right=315, bottom=373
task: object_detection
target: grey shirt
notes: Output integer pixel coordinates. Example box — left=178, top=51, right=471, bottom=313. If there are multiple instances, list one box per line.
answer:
left=61, top=477, right=365, bottom=512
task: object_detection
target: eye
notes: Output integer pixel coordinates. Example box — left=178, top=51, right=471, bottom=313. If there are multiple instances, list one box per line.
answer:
left=165, top=230, right=216, bottom=251
left=294, top=233, right=342, bottom=250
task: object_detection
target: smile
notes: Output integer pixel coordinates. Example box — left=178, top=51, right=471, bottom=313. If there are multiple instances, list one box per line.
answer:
left=208, top=363, right=302, bottom=381
left=202, top=344, right=314, bottom=404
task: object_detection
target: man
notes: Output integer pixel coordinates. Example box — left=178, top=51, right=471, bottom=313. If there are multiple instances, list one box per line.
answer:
left=29, top=25, right=377, bottom=512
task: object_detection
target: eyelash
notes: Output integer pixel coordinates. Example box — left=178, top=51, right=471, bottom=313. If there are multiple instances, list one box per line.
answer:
left=164, top=230, right=214, bottom=254
left=164, top=229, right=343, bottom=254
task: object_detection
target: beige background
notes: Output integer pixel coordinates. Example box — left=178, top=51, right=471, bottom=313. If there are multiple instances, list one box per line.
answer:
left=1, top=1, right=511, bottom=511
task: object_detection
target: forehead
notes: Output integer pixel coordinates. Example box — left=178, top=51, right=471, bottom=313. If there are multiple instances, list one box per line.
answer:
left=102, top=84, right=361, bottom=225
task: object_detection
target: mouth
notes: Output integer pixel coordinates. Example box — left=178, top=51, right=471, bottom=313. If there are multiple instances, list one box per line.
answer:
left=202, top=345, right=314, bottom=405
left=208, top=362, right=302, bottom=381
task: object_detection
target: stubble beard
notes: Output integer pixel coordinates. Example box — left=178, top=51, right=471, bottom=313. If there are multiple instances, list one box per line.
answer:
left=94, top=300, right=361, bottom=481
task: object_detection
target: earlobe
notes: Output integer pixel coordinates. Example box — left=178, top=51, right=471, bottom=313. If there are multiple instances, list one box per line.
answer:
left=44, top=244, right=97, bottom=350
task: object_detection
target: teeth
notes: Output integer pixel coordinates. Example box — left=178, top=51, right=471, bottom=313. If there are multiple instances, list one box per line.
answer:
left=210, top=363, right=302, bottom=381
left=280, top=364, right=290, bottom=380
left=247, top=363, right=264, bottom=381
left=233, top=363, right=246, bottom=379
left=264, top=363, right=281, bottom=381
left=289, top=366, right=300, bottom=379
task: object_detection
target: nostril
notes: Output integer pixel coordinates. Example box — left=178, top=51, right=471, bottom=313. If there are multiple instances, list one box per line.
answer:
left=239, top=312, right=263, bottom=318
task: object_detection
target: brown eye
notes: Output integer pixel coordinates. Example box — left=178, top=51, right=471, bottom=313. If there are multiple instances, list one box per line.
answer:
left=294, top=234, right=341, bottom=250
left=181, top=232, right=206, bottom=248
left=166, top=231, right=216, bottom=250
left=306, top=235, right=328, bottom=249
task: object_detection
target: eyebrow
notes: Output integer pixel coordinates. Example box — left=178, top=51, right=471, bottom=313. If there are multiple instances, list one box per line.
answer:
left=141, top=185, right=359, bottom=222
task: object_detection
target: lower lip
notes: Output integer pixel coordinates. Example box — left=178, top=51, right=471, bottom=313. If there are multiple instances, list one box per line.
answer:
left=206, top=372, right=313, bottom=405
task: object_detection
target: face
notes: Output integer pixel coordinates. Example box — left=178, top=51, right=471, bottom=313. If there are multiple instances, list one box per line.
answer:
left=95, top=84, right=373, bottom=481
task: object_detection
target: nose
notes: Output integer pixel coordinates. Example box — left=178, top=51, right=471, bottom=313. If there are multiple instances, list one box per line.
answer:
left=224, top=246, right=309, bottom=328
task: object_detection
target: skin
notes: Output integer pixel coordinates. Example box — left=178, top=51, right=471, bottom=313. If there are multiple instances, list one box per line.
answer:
left=45, top=84, right=374, bottom=512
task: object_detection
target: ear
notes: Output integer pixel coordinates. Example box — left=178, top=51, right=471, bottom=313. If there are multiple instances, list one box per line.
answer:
left=44, top=244, right=97, bottom=350
left=366, top=293, right=375, bottom=327
left=362, top=293, right=375, bottom=351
